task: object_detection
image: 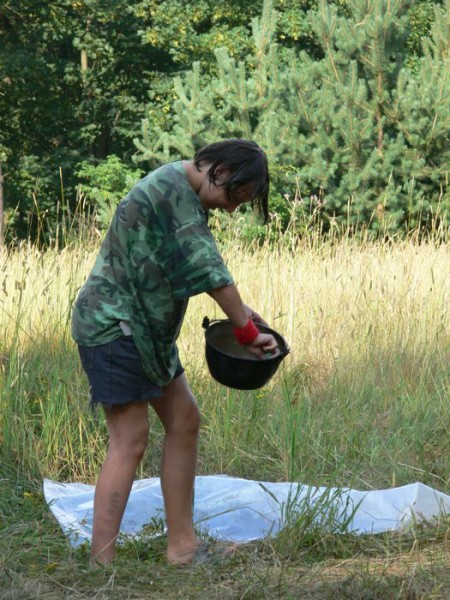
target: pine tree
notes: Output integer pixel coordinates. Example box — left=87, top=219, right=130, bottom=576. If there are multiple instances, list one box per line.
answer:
left=135, top=0, right=450, bottom=235
left=393, top=5, right=450, bottom=230
left=293, top=0, right=450, bottom=232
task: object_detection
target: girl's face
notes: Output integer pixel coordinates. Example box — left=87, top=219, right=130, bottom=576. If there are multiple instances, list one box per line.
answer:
left=198, top=167, right=253, bottom=213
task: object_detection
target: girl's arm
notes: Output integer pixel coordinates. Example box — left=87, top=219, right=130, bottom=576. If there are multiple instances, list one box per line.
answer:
left=207, top=284, right=277, bottom=358
left=207, top=284, right=248, bottom=328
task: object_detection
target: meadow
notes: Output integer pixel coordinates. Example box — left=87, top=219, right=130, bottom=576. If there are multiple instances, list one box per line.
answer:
left=0, top=225, right=449, bottom=599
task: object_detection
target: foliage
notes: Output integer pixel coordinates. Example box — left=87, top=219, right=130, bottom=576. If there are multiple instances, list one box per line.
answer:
left=0, top=0, right=175, bottom=239
left=136, top=0, right=450, bottom=237
left=134, top=0, right=320, bottom=66
left=77, top=155, right=143, bottom=229
left=135, top=0, right=263, bottom=65
left=292, top=0, right=450, bottom=234
left=406, top=0, right=444, bottom=65
left=0, top=0, right=447, bottom=241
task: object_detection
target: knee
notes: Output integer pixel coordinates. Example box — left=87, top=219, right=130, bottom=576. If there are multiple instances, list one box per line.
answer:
left=170, top=399, right=201, bottom=437
left=184, top=401, right=201, bottom=436
left=128, top=433, right=149, bottom=462
left=110, top=422, right=149, bottom=462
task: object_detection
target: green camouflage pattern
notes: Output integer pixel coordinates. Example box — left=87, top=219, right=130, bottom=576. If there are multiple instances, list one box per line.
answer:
left=71, top=162, right=233, bottom=385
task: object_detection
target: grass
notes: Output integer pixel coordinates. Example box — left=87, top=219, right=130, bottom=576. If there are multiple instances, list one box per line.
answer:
left=0, top=230, right=449, bottom=598
left=1, top=471, right=449, bottom=599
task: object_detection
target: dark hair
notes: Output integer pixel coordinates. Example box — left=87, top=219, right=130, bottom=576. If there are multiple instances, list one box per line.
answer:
left=193, top=139, right=270, bottom=223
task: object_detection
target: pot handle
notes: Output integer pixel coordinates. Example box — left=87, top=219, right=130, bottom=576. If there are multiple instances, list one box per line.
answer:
left=202, top=316, right=230, bottom=330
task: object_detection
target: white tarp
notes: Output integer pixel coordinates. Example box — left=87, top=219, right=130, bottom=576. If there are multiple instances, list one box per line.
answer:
left=43, top=476, right=450, bottom=547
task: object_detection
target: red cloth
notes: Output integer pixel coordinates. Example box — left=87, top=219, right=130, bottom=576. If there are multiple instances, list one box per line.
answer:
left=233, top=319, right=259, bottom=344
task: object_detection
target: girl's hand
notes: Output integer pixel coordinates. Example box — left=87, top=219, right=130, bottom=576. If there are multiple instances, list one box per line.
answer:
left=245, top=332, right=279, bottom=359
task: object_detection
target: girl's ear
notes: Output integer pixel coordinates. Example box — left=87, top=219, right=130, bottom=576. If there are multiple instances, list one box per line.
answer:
left=215, top=166, right=231, bottom=183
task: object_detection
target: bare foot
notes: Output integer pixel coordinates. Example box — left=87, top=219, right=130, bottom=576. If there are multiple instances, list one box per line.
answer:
left=167, top=544, right=198, bottom=565
left=168, top=540, right=237, bottom=566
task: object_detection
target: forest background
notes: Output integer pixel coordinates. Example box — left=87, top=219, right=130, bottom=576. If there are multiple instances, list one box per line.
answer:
left=0, top=0, right=449, bottom=245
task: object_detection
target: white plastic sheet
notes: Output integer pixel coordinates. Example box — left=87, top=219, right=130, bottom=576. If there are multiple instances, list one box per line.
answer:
left=43, top=476, right=450, bottom=547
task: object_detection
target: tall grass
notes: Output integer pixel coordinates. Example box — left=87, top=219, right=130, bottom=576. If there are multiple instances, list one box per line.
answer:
left=1, top=218, right=449, bottom=598
left=1, top=224, right=448, bottom=495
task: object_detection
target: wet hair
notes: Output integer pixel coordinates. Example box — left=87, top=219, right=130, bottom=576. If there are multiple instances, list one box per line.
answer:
left=193, top=139, right=270, bottom=223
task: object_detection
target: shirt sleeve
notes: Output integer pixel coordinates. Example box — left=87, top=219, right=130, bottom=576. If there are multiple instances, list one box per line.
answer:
left=161, top=220, right=234, bottom=300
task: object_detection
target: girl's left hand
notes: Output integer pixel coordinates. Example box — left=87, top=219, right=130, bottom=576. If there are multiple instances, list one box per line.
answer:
left=245, top=332, right=279, bottom=359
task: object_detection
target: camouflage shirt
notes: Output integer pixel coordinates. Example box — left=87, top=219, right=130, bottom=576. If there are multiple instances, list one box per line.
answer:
left=71, top=161, right=233, bottom=385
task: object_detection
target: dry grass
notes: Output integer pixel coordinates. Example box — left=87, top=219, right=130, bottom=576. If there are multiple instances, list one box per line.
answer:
left=0, top=235, right=449, bottom=598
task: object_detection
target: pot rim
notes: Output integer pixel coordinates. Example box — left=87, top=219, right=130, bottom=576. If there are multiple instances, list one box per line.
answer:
left=203, top=317, right=290, bottom=362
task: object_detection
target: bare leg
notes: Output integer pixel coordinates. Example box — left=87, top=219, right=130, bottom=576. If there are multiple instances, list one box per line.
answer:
left=91, top=402, right=149, bottom=566
left=150, top=373, right=201, bottom=564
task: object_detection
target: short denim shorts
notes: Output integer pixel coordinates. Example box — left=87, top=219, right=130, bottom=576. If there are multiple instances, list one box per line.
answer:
left=78, top=336, right=184, bottom=407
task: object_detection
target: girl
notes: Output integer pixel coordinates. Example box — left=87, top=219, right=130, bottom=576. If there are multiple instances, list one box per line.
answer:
left=72, top=139, right=278, bottom=566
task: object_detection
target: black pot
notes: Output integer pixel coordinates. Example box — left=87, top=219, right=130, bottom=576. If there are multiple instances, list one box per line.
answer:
left=202, top=317, right=290, bottom=390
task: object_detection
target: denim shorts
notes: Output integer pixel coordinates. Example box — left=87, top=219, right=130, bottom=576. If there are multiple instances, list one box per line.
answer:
left=78, top=336, right=184, bottom=407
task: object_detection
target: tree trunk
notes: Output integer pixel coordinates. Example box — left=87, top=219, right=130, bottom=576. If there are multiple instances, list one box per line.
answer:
left=81, top=49, right=88, bottom=72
